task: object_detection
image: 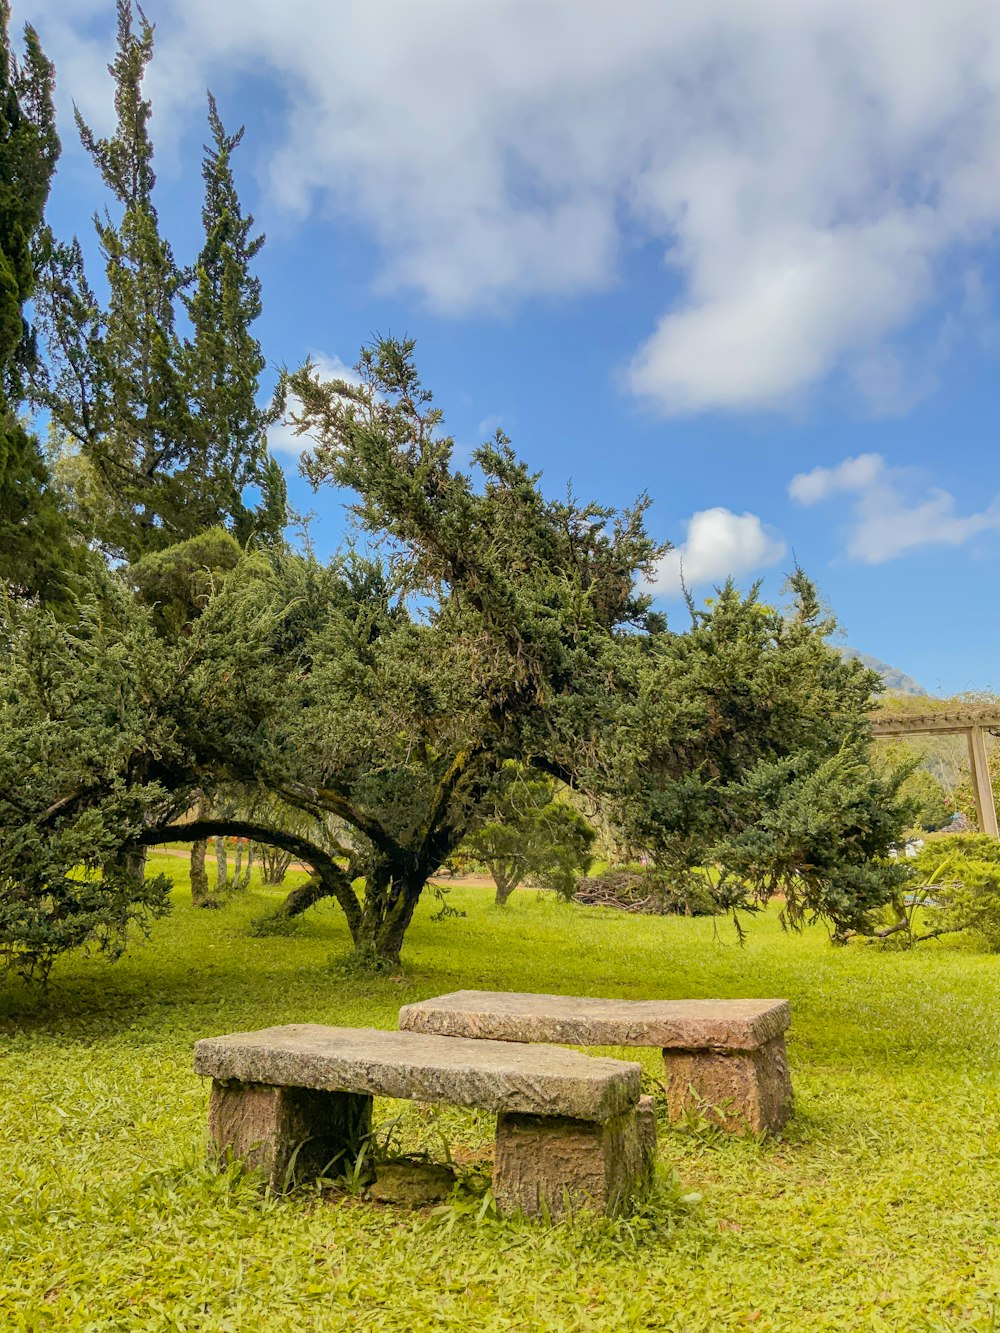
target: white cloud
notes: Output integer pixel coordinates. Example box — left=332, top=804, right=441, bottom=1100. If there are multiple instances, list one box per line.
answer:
left=475, top=415, right=504, bottom=439
left=25, top=0, right=1000, bottom=414
left=789, top=453, right=1000, bottom=562
left=267, top=353, right=360, bottom=457
left=650, top=507, right=786, bottom=597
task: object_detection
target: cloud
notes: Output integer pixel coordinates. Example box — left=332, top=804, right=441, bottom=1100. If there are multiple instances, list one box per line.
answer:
left=475, top=415, right=504, bottom=439
left=267, top=353, right=360, bottom=457
left=789, top=453, right=1000, bottom=562
left=650, top=507, right=786, bottom=596
left=25, top=0, right=1000, bottom=414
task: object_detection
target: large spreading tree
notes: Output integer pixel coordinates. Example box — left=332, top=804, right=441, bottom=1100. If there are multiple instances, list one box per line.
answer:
left=0, top=335, right=912, bottom=977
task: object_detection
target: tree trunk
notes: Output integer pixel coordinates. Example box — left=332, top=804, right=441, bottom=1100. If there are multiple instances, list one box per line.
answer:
left=190, top=838, right=215, bottom=908
left=106, top=845, right=147, bottom=883
left=214, top=836, right=228, bottom=891
left=229, top=839, right=252, bottom=892
left=492, top=865, right=523, bottom=906
left=353, top=870, right=425, bottom=968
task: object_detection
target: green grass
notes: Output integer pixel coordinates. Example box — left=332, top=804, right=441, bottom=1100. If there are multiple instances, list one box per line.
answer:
left=2, top=855, right=999, bottom=1331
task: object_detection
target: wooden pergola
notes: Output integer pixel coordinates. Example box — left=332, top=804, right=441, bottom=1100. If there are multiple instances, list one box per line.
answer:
left=870, top=707, right=1000, bottom=837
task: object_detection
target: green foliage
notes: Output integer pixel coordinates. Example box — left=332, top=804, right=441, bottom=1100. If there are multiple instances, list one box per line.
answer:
left=130, top=527, right=242, bottom=636
left=911, top=835, right=1000, bottom=951
left=0, top=583, right=182, bottom=978
left=899, top=766, right=952, bottom=832
left=610, top=573, right=911, bottom=937
left=2, top=867, right=1000, bottom=1329
left=34, top=1, right=284, bottom=560
left=873, top=741, right=952, bottom=832
left=464, top=763, right=596, bottom=904
left=0, top=4, right=80, bottom=603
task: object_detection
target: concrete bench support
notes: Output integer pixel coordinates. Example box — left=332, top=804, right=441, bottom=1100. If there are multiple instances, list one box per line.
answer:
left=399, top=991, right=793, bottom=1135
left=208, top=1080, right=372, bottom=1190
left=494, top=1095, right=656, bottom=1218
left=195, top=1024, right=652, bottom=1218
left=662, top=1038, right=791, bottom=1135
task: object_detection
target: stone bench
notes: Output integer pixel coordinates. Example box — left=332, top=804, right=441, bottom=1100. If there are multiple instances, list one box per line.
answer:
left=399, top=991, right=792, bottom=1134
left=193, top=1023, right=656, bottom=1218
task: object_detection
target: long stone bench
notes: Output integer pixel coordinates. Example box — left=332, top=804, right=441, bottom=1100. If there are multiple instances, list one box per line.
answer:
left=399, top=992, right=792, bottom=1134
left=193, top=1023, right=656, bottom=1218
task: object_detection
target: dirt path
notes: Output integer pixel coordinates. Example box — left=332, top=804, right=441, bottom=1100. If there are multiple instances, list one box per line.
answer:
left=152, top=846, right=496, bottom=889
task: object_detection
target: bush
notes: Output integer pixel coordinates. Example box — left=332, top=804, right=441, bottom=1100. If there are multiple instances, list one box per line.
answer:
left=910, top=835, right=1000, bottom=951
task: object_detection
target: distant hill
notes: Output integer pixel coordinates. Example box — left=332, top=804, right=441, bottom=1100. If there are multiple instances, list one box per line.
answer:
left=840, top=649, right=928, bottom=697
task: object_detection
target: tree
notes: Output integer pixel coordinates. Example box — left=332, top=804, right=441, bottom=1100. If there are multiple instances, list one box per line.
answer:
left=0, top=575, right=179, bottom=980
left=0, top=338, right=913, bottom=978
left=464, top=764, right=596, bottom=905
left=35, top=1, right=284, bottom=561
left=872, top=742, right=952, bottom=833
left=607, top=575, right=912, bottom=938
left=0, top=4, right=79, bottom=602
left=0, top=337, right=660, bottom=972
left=180, top=92, right=285, bottom=549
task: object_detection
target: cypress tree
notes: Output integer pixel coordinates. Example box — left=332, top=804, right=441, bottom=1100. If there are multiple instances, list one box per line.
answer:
left=0, top=3, right=78, bottom=600
left=37, top=1, right=285, bottom=561
left=72, top=0, right=189, bottom=558
left=183, top=93, right=285, bottom=548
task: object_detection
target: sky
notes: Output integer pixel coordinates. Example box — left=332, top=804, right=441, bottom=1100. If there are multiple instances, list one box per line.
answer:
left=19, top=0, right=1000, bottom=696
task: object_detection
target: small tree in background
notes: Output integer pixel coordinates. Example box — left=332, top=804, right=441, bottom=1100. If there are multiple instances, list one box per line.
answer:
left=464, top=764, right=596, bottom=905
left=872, top=741, right=952, bottom=833
left=916, top=835, right=1000, bottom=951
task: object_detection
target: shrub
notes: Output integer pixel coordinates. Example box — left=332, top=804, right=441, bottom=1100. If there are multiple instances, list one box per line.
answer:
left=910, top=835, right=1000, bottom=951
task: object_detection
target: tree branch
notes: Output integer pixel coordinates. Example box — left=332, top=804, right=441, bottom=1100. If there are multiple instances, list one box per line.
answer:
left=135, top=817, right=363, bottom=938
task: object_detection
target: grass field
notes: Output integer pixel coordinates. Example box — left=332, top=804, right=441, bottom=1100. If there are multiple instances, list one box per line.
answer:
left=2, top=854, right=999, bottom=1331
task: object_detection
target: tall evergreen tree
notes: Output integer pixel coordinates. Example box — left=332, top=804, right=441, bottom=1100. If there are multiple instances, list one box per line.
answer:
left=0, top=3, right=78, bottom=601
left=183, top=93, right=285, bottom=548
left=72, top=0, right=188, bottom=558
left=35, top=1, right=285, bottom=561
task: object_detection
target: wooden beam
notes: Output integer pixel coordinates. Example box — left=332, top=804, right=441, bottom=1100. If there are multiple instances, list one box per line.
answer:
left=871, top=710, right=1000, bottom=737
left=967, top=726, right=999, bottom=838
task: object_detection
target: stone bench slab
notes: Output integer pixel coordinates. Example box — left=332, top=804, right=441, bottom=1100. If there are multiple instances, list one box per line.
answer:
left=194, top=1023, right=640, bottom=1122
left=398, top=991, right=790, bottom=1052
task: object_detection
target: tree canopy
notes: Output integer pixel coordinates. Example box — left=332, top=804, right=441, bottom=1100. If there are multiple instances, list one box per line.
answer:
left=0, top=335, right=913, bottom=976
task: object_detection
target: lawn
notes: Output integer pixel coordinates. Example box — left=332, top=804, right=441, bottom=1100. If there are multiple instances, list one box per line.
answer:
left=1, top=854, right=999, bottom=1331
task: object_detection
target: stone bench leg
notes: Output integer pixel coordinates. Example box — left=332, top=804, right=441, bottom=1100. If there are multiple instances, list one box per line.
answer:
left=661, top=1036, right=792, bottom=1134
left=493, top=1095, right=656, bottom=1219
left=208, top=1079, right=372, bottom=1191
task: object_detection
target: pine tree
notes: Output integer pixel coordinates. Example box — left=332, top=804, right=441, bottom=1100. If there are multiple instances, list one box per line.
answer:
left=36, top=1, right=285, bottom=561
left=72, top=0, right=189, bottom=558
left=183, top=94, right=285, bottom=547
left=0, top=3, right=79, bottom=601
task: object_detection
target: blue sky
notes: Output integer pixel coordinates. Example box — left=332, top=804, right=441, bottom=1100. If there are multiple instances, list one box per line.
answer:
left=22, top=0, right=1000, bottom=696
